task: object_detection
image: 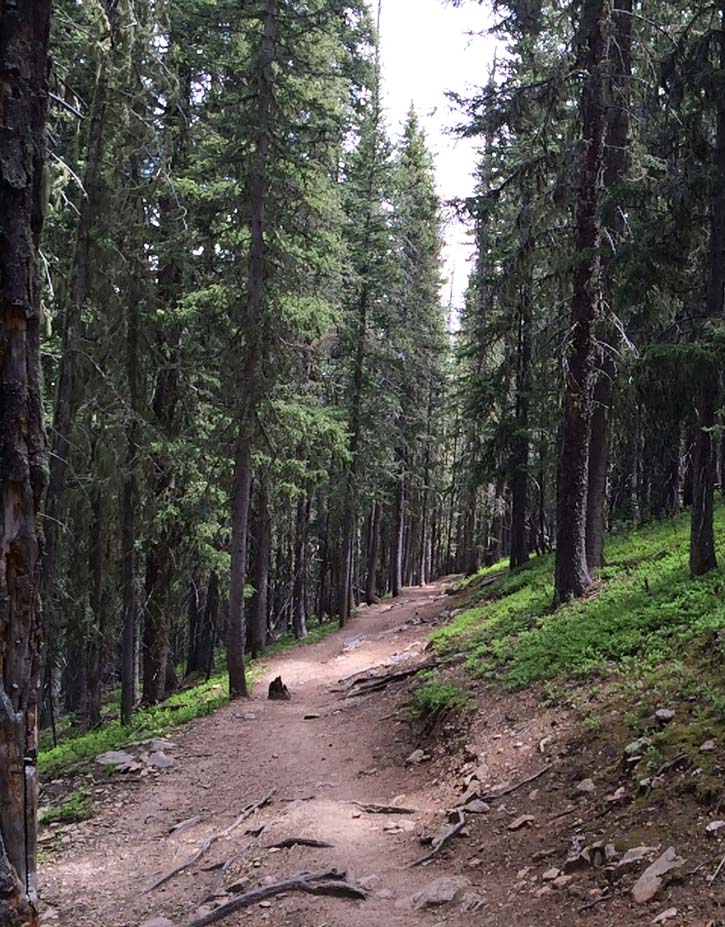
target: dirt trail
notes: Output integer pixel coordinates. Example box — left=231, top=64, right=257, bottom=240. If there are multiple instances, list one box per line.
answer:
left=42, top=580, right=478, bottom=927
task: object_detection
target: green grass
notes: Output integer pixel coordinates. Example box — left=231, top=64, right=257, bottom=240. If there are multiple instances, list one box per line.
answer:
left=433, top=508, right=725, bottom=706
left=40, top=621, right=339, bottom=780
left=412, top=670, right=474, bottom=718
left=39, top=790, right=93, bottom=826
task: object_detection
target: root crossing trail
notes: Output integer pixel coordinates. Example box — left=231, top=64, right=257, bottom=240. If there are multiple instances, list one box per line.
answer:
left=42, top=580, right=476, bottom=927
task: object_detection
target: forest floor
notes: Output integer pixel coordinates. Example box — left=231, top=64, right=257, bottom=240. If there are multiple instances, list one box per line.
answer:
left=40, top=574, right=725, bottom=927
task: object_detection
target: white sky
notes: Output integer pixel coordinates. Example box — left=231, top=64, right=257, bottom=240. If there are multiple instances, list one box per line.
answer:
left=375, top=0, right=498, bottom=311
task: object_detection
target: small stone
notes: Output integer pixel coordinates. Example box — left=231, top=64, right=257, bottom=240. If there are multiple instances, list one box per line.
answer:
left=147, top=751, right=174, bottom=769
left=466, top=858, right=484, bottom=869
left=535, top=886, right=553, bottom=897
left=509, top=815, right=535, bottom=831
left=227, top=880, right=250, bottom=894
left=575, top=778, right=596, bottom=795
left=400, top=876, right=470, bottom=911
left=624, top=736, right=652, bottom=757
left=140, top=919, right=174, bottom=927
left=351, top=810, right=362, bottom=819
left=553, top=875, right=573, bottom=889
left=655, top=709, right=675, bottom=725
left=474, top=763, right=490, bottom=782
left=462, top=799, right=490, bottom=814
left=632, top=847, right=685, bottom=904
left=259, top=900, right=272, bottom=908
left=606, top=786, right=627, bottom=803
left=653, top=908, right=678, bottom=924
left=406, top=749, right=429, bottom=765
left=700, top=740, right=716, bottom=753
left=96, top=750, right=134, bottom=767
left=706, top=820, right=725, bottom=835
left=542, top=868, right=561, bottom=882
left=460, top=891, right=486, bottom=912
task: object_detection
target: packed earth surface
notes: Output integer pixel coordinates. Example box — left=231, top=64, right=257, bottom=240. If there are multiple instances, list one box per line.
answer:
left=40, top=581, right=725, bottom=926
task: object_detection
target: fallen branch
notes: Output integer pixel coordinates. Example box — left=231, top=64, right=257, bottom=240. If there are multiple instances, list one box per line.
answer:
left=145, top=788, right=276, bottom=892
left=479, top=765, right=552, bottom=802
left=350, top=800, right=418, bottom=815
left=264, top=837, right=333, bottom=849
left=577, top=890, right=612, bottom=912
left=348, top=801, right=418, bottom=815
left=181, top=868, right=367, bottom=927
left=709, top=851, right=725, bottom=884
left=345, top=662, right=437, bottom=698
left=410, top=809, right=465, bottom=867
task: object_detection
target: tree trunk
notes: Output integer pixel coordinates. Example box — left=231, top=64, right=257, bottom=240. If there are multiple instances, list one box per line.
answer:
left=553, top=0, right=609, bottom=605
left=228, top=0, right=277, bottom=697
left=365, top=500, right=382, bottom=604
left=85, top=484, right=105, bottom=729
left=40, top=16, right=111, bottom=725
left=585, top=362, right=613, bottom=568
left=293, top=489, right=308, bottom=640
left=391, top=471, right=405, bottom=597
left=586, top=0, right=632, bottom=569
left=0, top=2, right=51, bottom=920
left=120, top=208, right=142, bottom=725
left=249, top=474, right=271, bottom=657
left=690, top=0, right=725, bottom=576
left=200, top=571, right=219, bottom=679
left=510, top=287, right=531, bottom=570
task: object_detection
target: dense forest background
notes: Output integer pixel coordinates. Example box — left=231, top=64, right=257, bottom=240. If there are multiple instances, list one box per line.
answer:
left=36, top=0, right=725, bottom=730
left=1, top=0, right=724, bottom=920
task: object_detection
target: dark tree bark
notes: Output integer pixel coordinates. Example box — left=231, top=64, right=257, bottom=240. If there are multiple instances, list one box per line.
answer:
left=365, top=499, right=382, bottom=604
left=85, top=483, right=105, bottom=729
left=142, top=59, right=190, bottom=706
left=554, top=0, right=610, bottom=605
left=228, top=0, right=277, bottom=697
left=391, top=469, right=405, bottom=597
left=249, top=474, right=271, bottom=657
left=510, top=287, right=532, bottom=569
left=120, top=208, right=142, bottom=725
left=586, top=0, right=632, bottom=569
left=40, top=11, right=113, bottom=725
left=292, top=489, right=308, bottom=640
left=0, top=1, right=51, bottom=921
left=690, top=0, right=725, bottom=576
left=200, top=571, right=219, bottom=679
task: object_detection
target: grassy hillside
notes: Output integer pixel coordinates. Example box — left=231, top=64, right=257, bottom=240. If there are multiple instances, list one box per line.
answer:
left=426, top=509, right=725, bottom=718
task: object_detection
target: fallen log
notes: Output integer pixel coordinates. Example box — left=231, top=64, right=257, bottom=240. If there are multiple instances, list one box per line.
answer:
left=410, top=808, right=465, bottom=867
left=145, top=788, right=276, bottom=892
left=181, top=868, right=367, bottom=927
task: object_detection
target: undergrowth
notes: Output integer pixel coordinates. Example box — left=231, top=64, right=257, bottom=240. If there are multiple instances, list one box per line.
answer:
left=40, top=621, right=338, bottom=780
left=431, top=509, right=725, bottom=713
left=39, top=790, right=93, bottom=826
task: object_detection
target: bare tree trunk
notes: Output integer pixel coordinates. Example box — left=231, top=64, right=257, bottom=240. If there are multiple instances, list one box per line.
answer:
left=0, top=2, right=50, bottom=920
left=41, top=14, right=112, bottom=725
left=365, top=500, right=381, bottom=604
left=554, top=0, right=610, bottom=605
left=228, top=0, right=277, bottom=697
left=293, top=489, right=308, bottom=640
left=690, top=0, right=725, bottom=576
left=120, top=204, right=142, bottom=725
left=586, top=361, right=613, bottom=568
left=510, top=287, right=531, bottom=569
left=250, top=474, right=271, bottom=657
left=391, top=470, right=405, bottom=598
left=586, top=0, right=632, bottom=569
